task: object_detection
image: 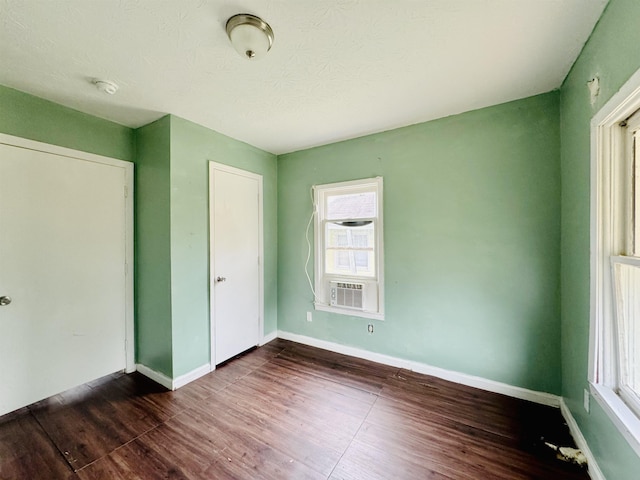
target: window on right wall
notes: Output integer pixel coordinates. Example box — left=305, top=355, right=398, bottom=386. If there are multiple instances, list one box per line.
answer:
left=591, top=69, right=640, bottom=457
left=611, top=112, right=640, bottom=416
left=611, top=109, right=640, bottom=418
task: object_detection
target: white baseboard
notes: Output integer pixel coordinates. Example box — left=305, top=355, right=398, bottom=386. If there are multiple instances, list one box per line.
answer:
left=408, top=359, right=560, bottom=407
left=136, top=363, right=173, bottom=390
left=560, top=399, right=605, bottom=480
left=136, top=362, right=211, bottom=391
left=278, top=330, right=411, bottom=369
left=173, top=363, right=211, bottom=389
left=260, top=330, right=278, bottom=345
left=277, top=330, right=560, bottom=407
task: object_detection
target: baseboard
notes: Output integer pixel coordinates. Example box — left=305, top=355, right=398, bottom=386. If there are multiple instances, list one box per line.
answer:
left=173, top=363, right=211, bottom=390
left=407, top=360, right=560, bottom=407
left=136, top=362, right=211, bottom=391
left=277, top=330, right=560, bottom=407
left=136, top=363, right=173, bottom=390
left=278, top=330, right=410, bottom=368
left=560, top=399, right=606, bottom=480
left=260, top=330, right=278, bottom=345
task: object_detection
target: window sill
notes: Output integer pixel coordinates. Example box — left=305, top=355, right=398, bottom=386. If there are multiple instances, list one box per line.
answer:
left=314, top=302, right=384, bottom=321
left=590, top=383, right=640, bottom=457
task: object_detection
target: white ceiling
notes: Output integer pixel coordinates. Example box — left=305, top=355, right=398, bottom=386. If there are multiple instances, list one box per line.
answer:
left=0, top=0, right=608, bottom=155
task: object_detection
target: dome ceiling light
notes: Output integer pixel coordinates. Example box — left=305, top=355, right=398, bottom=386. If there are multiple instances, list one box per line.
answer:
left=226, top=14, right=274, bottom=60
left=93, top=79, right=119, bottom=95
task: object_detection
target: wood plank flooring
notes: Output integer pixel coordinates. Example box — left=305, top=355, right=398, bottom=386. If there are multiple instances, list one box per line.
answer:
left=0, top=339, right=589, bottom=479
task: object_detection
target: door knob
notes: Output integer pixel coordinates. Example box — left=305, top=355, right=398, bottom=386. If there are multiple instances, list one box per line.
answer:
left=216, top=276, right=227, bottom=283
left=0, top=296, right=11, bottom=306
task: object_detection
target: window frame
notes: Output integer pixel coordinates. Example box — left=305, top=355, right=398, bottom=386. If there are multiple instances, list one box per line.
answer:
left=590, top=67, right=640, bottom=457
left=313, top=177, right=384, bottom=320
left=611, top=255, right=640, bottom=419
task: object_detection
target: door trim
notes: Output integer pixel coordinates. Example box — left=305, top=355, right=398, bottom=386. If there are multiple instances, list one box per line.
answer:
left=0, top=133, right=135, bottom=373
left=208, top=161, right=264, bottom=370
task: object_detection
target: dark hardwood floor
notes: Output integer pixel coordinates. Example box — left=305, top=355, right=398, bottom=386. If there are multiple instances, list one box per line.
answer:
left=0, top=339, right=589, bottom=479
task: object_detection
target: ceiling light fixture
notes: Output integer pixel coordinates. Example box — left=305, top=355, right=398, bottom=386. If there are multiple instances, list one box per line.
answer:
left=226, top=13, right=274, bottom=60
left=93, top=79, right=119, bottom=95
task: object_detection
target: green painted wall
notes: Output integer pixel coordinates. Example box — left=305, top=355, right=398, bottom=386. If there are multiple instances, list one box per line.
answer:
left=278, top=92, right=561, bottom=394
left=0, top=85, right=134, bottom=161
left=560, top=0, right=640, bottom=477
left=134, top=116, right=173, bottom=377
left=168, top=116, right=278, bottom=377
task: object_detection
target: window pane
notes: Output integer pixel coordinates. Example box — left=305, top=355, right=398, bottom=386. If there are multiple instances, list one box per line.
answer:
left=614, top=261, right=640, bottom=406
left=354, top=251, right=368, bottom=267
left=326, top=228, right=350, bottom=248
left=326, top=248, right=375, bottom=276
left=352, top=232, right=369, bottom=248
left=326, top=192, right=376, bottom=220
left=325, top=222, right=375, bottom=249
left=325, top=221, right=375, bottom=277
left=336, top=251, right=350, bottom=269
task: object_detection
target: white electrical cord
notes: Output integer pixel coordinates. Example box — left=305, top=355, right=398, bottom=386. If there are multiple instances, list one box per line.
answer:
left=304, top=186, right=319, bottom=301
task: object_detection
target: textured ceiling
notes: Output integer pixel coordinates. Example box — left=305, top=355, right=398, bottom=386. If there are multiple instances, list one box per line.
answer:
left=0, top=0, right=608, bottom=154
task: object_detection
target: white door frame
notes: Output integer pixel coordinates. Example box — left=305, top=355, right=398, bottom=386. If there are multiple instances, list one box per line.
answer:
left=208, top=161, right=264, bottom=370
left=0, top=133, right=135, bottom=373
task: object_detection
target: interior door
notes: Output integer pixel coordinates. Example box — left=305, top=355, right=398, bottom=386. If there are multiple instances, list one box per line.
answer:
left=210, top=163, right=262, bottom=365
left=0, top=141, right=129, bottom=416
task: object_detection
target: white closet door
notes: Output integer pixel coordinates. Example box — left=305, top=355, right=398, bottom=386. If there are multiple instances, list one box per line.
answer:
left=0, top=142, right=128, bottom=416
left=210, top=163, right=262, bottom=365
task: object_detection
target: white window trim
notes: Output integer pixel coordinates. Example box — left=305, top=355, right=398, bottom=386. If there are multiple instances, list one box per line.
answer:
left=590, top=66, right=640, bottom=457
left=313, top=177, right=384, bottom=320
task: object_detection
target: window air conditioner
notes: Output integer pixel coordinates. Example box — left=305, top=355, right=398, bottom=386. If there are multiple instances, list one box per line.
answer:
left=330, top=281, right=364, bottom=310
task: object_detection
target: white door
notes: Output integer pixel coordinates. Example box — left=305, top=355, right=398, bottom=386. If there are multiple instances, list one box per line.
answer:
left=0, top=138, right=132, bottom=416
left=209, top=163, right=262, bottom=365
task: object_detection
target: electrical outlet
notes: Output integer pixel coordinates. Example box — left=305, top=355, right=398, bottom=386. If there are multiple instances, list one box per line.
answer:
left=367, top=323, right=374, bottom=334
left=306, top=311, right=312, bottom=322
left=583, top=389, right=590, bottom=413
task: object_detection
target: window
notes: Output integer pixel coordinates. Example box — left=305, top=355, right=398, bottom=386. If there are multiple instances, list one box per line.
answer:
left=591, top=69, right=640, bottom=456
left=609, top=110, right=640, bottom=417
left=313, top=177, right=384, bottom=319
